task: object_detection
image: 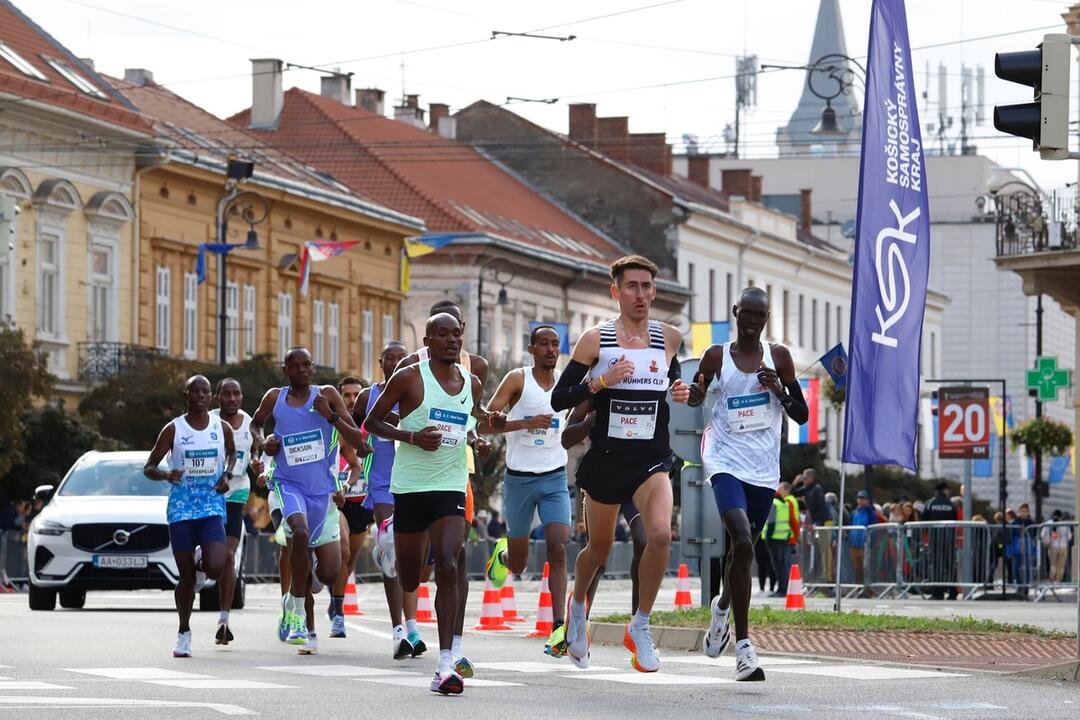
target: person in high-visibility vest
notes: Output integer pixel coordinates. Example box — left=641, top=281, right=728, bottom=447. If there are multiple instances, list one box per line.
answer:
left=764, top=482, right=800, bottom=597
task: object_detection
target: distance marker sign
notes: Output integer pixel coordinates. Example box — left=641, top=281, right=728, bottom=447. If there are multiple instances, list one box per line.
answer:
left=938, top=386, right=990, bottom=460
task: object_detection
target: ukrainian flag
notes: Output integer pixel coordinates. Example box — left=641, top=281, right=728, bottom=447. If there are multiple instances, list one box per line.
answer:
left=689, top=321, right=730, bottom=356
left=400, top=234, right=462, bottom=292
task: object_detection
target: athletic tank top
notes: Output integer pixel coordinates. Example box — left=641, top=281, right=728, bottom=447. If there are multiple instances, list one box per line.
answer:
left=506, top=368, right=567, bottom=474
left=363, top=382, right=396, bottom=492
left=166, top=414, right=226, bottom=523
left=211, top=409, right=253, bottom=502
left=417, top=346, right=477, bottom=474
left=270, top=385, right=336, bottom=493
left=701, top=341, right=783, bottom=488
left=392, top=360, right=472, bottom=494
left=588, top=319, right=672, bottom=454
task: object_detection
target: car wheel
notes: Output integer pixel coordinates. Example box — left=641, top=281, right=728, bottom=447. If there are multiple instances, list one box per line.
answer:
left=198, top=585, right=220, bottom=612
left=28, top=582, right=57, bottom=611
left=59, top=589, right=86, bottom=609
left=231, top=577, right=246, bottom=610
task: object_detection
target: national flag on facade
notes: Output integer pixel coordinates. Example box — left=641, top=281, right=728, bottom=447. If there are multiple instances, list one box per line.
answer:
left=299, top=240, right=358, bottom=296
left=787, top=378, right=820, bottom=444
left=818, top=343, right=848, bottom=390
left=400, top=233, right=462, bottom=292
left=690, top=321, right=729, bottom=356
left=195, top=243, right=238, bottom=284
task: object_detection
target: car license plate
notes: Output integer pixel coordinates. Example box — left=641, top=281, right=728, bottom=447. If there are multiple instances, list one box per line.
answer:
left=93, top=555, right=148, bottom=569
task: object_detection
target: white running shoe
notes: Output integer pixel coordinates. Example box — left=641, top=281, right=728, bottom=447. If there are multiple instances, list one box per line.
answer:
left=624, top=623, right=660, bottom=673
left=298, top=632, right=318, bottom=655
left=172, top=630, right=192, bottom=658
left=430, top=670, right=463, bottom=695
left=566, top=612, right=590, bottom=669
left=376, top=521, right=397, bottom=578
left=734, top=640, right=765, bottom=681
left=703, top=595, right=731, bottom=658
left=192, top=547, right=207, bottom=593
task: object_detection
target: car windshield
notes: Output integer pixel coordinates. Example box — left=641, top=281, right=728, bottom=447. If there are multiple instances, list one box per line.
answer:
left=58, top=458, right=170, bottom=497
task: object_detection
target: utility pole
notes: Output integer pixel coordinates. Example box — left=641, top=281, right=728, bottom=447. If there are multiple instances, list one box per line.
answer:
left=1034, top=294, right=1045, bottom=521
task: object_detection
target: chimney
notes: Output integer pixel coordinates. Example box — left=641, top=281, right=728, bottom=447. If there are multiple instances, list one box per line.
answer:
left=751, top=175, right=763, bottom=203
left=320, top=72, right=352, bottom=105
left=629, top=133, right=672, bottom=176
left=799, top=188, right=813, bottom=233
left=688, top=155, right=711, bottom=189
left=79, top=57, right=95, bottom=70
left=568, top=103, right=598, bottom=146
left=428, top=103, right=449, bottom=131
left=123, top=68, right=155, bottom=86
left=394, top=94, right=426, bottom=128
left=720, top=168, right=753, bottom=197
left=250, top=58, right=284, bottom=130
left=596, top=116, right=630, bottom=163
left=356, top=88, right=385, bottom=115
left=405, top=94, right=420, bottom=109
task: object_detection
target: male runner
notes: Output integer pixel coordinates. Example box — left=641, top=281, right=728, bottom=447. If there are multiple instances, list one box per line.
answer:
left=365, top=313, right=505, bottom=694
left=328, top=376, right=370, bottom=640
left=144, top=375, right=236, bottom=658
left=395, top=299, right=488, bottom=678
left=211, top=378, right=262, bottom=645
left=251, top=347, right=361, bottom=649
left=358, top=341, right=429, bottom=659
left=688, top=286, right=808, bottom=681
left=551, top=255, right=690, bottom=673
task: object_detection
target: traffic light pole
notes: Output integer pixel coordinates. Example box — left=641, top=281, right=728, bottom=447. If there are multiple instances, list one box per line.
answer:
left=1034, top=294, right=1044, bottom=521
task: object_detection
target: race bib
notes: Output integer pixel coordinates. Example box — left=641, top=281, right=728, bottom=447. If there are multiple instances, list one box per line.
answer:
left=607, top=400, right=657, bottom=440
left=282, top=430, right=326, bottom=466
left=429, top=407, right=468, bottom=448
left=520, top=416, right=561, bottom=447
left=183, top=448, right=218, bottom=478
left=726, top=391, right=773, bottom=433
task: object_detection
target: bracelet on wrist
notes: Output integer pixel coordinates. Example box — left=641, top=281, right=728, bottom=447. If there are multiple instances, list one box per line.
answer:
left=599, top=374, right=608, bottom=389
left=408, top=431, right=415, bottom=446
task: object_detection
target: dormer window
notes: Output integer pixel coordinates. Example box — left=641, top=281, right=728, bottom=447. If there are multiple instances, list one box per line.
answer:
left=43, top=57, right=106, bottom=98
left=0, top=42, right=47, bottom=80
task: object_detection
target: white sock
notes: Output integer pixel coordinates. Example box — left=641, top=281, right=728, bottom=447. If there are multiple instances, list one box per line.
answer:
left=289, top=593, right=304, bottom=614
left=438, top=649, right=453, bottom=674
left=406, top=619, right=419, bottom=635
left=218, top=610, right=229, bottom=624
left=570, top=598, right=586, bottom=619
left=451, top=635, right=463, bottom=659
left=736, top=638, right=752, bottom=652
left=393, top=624, right=406, bottom=640
left=630, top=610, right=650, bottom=631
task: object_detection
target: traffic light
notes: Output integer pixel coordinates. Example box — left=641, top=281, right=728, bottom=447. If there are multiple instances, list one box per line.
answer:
left=994, top=33, right=1071, bottom=160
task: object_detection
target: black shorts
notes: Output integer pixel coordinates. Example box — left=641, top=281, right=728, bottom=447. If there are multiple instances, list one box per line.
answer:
left=341, top=500, right=374, bottom=536
left=393, top=491, right=466, bottom=534
left=576, top=447, right=674, bottom=506
left=224, top=501, right=245, bottom=540
left=270, top=508, right=283, bottom=532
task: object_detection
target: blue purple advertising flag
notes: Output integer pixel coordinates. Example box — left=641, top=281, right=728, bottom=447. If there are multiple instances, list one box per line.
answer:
left=842, top=0, right=930, bottom=470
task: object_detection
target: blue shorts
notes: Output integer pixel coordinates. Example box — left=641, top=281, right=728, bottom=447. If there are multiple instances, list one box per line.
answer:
left=503, top=468, right=571, bottom=538
left=169, top=516, right=226, bottom=555
left=274, top=481, right=332, bottom=548
left=362, top=474, right=393, bottom=510
left=710, top=473, right=776, bottom=534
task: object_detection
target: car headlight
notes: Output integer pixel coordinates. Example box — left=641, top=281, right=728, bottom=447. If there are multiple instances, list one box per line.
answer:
left=34, top=519, right=71, bottom=536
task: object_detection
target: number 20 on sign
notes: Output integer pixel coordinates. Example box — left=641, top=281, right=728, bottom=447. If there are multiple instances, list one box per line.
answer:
left=937, top=387, right=990, bottom=460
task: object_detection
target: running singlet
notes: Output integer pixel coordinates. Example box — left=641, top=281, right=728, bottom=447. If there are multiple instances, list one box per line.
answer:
left=166, top=414, right=226, bottom=523
left=391, top=360, right=472, bottom=494
left=417, top=347, right=477, bottom=475
left=506, top=368, right=567, bottom=474
left=701, top=341, right=783, bottom=488
left=333, top=428, right=365, bottom=502
left=362, top=383, right=395, bottom=491
left=211, top=409, right=253, bottom=503
left=270, top=386, right=336, bottom=493
left=587, top=319, right=672, bottom=454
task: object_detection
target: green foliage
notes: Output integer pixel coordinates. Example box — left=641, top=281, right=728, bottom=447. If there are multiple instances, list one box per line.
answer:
left=822, top=376, right=845, bottom=413
left=0, top=323, right=56, bottom=480
left=1010, top=416, right=1074, bottom=457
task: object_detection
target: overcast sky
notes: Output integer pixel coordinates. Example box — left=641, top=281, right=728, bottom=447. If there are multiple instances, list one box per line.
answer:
left=23, top=0, right=1080, bottom=191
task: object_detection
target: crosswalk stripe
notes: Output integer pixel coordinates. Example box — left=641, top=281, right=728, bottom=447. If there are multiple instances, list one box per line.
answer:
left=0, top=681, right=76, bottom=690
left=259, top=665, right=417, bottom=677
left=0, top=697, right=256, bottom=716
left=146, top=679, right=294, bottom=689
left=771, top=665, right=966, bottom=680
left=356, top=676, right=523, bottom=688
left=474, top=661, right=618, bottom=673
left=662, top=656, right=818, bottom=668
left=64, top=667, right=210, bottom=680
left=563, top=672, right=734, bottom=685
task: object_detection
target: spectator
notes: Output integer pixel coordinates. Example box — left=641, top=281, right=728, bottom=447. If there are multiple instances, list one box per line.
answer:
left=849, top=490, right=876, bottom=587
left=487, top=510, right=506, bottom=540
left=900, top=501, right=919, bottom=523
left=1002, top=508, right=1018, bottom=586
left=474, top=510, right=492, bottom=541
left=0, top=500, right=15, bottom=531
left=888, top=503, right=904, bottom=523
left=1041, top=510, right=1072, bottom=584
left=1014, top=503, right=1036, bottom=595
left=792, top=469, right=828, bottom=528
left=765, top=481, right=800, bottom=597
left=922, top=482, right=957, bottom=600
left=971, top=514, right=992, bottom=586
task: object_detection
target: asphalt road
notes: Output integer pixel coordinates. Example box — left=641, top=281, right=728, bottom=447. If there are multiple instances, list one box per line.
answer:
left=2, top=582, right=1078, bottom=719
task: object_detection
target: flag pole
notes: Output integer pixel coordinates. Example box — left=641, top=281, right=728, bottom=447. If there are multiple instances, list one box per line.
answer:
left=833, top=461, right=847, bottom=613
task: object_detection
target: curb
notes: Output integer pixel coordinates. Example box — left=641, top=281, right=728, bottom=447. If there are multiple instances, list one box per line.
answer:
left=591, top=622, right=703, bottom=652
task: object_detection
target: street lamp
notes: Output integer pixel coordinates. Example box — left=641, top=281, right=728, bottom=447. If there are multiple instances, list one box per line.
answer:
left=762, top=54, right=866, bottom=136
left=477, top=258, right=514, bottom=355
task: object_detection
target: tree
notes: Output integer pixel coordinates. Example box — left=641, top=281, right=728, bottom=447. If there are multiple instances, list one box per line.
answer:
left=0, top=323, right=56, bottom=484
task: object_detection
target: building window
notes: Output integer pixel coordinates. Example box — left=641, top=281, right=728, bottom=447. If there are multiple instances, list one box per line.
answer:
left=782, top=290, right=790, bottom=343
left=225, top=282, right=239, bottom=363
left=313, top=299, right=325, bottom=367
left=328, top=302, right=340, bottom=370
left=811, top=298, right=818, bottom=351
left=362, top=310, right=374, bottom=379
left=708, top=269, right=716, bottom=322
left=278, top=292, right=293, bottom=357
left=43, top=58, right=106, bottom=98
left=383, top=313, right=395, bottom=346
left=797, top=294, right=805, bottom=348
left=687, top=262, right=696, bottom=321
left=930, top=331, right=937, bottom=377
left=825, top=301, right=831, bottom=348
left=37, top=231, right=61, bottom=338
left=155, top=266, right=171, bottom=351
left=89, top=242, right=115, bottom=342
left=725, top=272, right=733, bottom=320
left=183, top=272, right=198, bottom=359
left=242, top=284, right=255, bottom=358
left=836, top=304, right=843, bottom=345
left=0, top=42, right=47, bottom=81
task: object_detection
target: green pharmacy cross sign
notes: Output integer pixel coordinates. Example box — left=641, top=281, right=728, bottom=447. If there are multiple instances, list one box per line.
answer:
left=1027, top=356, right=1072, bottom=402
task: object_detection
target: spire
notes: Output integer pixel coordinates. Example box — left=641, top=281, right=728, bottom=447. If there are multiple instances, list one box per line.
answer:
left=776, top=0, right=861, bottom=155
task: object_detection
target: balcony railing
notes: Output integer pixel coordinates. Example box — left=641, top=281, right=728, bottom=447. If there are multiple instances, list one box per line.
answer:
left=77, top=342, right=162, bottom=382
left=996, top=186, right=1079, bottom=257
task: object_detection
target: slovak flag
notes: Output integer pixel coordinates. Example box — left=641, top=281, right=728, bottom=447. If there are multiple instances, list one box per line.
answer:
left=299, top=241, right=358, bottom=296
left=786, top=377, right=820, bottom=445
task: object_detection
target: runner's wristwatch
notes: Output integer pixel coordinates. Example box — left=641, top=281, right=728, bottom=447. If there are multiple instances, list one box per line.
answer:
left=327, top=412, right=340, bottom=425
left=779, top=394, right=794, bottom=409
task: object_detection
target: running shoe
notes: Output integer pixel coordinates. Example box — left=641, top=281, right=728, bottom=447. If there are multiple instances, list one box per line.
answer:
left=430, top=670, right=464, bottom=695
left=277, top=594, right=289, bottom=642
left=192, top=547, right=207, bottom=593
left=215, top=622, right=234, bottom=646
left=298, top=632, right=318, bottom=655
left=544, top=623, right=567, bottom=658
left=566, top=613, right=591, bottom=669
left=623, top=623, right=660, bottom=673
left=374, top=521, right=397, bottom=578
left=408, top=630, right=427, bottom=657
left=329, top=614, right=346, bottom=639
left=286, top=609, right=309, bottom=646
left=485, top=537, right=509, bottom=589
left=172, top=630, right=192, bottom=658
left=734, top=640, right=765, bottom=682
left=703, top=595, right=731, bottom=658
left=454, top=656, right=474, bottom=679
left=393, top=636, right=415, bottom=660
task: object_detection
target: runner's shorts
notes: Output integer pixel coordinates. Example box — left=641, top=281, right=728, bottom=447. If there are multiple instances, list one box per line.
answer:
left=274, top=480, right=333, bottom=548
left=169, top=515, right=226, bottom=554
left=503, top=467, right=571, bottom=538
left=224, top=501, right=245, bottom=540
left=392, top=491, right=466, bottom=534
left=341, top=500, right=374, bottom=536
left=280, top=501, right=341, bottom=548
left=710, top=472, right=776, bottom=535
left=362, top=474, right=393, bottom=510
left=575, top=448, right=674, bottom=505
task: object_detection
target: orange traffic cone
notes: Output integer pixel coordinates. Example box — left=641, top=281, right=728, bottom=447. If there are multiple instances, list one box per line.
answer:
left=501, top=573, right=525, bottom=623
left=674, top=563, right=693, bottom=610
left=473, top=577, right=513, bottom=630
left=527, top=562, right=554, bottom=638
left=342, top=572, right=364, bottom=616
left=785, top=564, right=806, bottom=610
left=415, top=582, right=435, bottom=623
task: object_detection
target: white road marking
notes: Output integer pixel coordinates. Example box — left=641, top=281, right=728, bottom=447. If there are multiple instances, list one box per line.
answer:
left=260, top=664, right=417, bottom=677
left=565, top=672, right=734, bottom=685
left=357, top=676, right=523, bottom=688
left=147, top=679, right=294, bottom=689
left=0, top=697, right=255, bottom=715
left=344, top=621, right=393, bottom=640
left=0, top=676, right=10, bottom=680
left=662, top=656, right=818, bottom=668
left=474, top=661, right=618, bottom=673
left=0, top=681, right=76, bottom=690
left=845, top=705, right=944, bottom=720
left=773, top=665, right=966, bottom=680
left=64, top=667, right=211, bottom=680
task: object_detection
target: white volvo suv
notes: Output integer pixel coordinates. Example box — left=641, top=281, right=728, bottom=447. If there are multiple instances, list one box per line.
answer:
left=28, top=450, right=243, bottom=611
